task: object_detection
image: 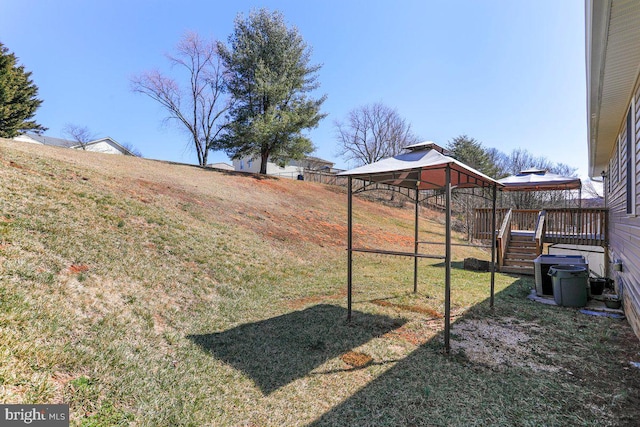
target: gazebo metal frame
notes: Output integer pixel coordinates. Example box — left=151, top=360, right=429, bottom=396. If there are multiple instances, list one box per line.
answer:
left=340, top=144, right=504, bottom=352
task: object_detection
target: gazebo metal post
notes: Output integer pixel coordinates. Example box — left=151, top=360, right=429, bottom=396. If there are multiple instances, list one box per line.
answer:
left=347, top=176, right=353, bottom=321
left=414, top=186, right=419, bottom=293
left=444, top=166, right=452, bottom=353
left=490, top=183, right=497, bottom=308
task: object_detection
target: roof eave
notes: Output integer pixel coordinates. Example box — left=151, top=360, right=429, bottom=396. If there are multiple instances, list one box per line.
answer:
left=586, top=0, right=640, bottom=178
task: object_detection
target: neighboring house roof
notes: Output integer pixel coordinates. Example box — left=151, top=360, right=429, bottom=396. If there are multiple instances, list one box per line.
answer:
left=586, top=0, right=640, bottom=177
left=18, top=133, right=75, bottom=148
left=79, top=137, right=137, bottom=156
left=303, top=156, right=334, bottom=166
left=15, top=133, right=136, bottom=156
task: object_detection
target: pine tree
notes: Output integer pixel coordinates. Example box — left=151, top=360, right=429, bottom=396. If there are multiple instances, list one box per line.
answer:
left=218, top=9, right=326, bottom=174
left=0, top=43, right=46, bottom=138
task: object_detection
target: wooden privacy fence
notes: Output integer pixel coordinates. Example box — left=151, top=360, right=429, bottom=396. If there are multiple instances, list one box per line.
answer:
left=303, top=170, right=349, bottom=186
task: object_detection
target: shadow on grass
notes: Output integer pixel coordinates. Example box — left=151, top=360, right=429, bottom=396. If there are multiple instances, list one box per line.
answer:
left=306, top=278, right=640, bottom=426
left=187, top=304, right=406, bottom=395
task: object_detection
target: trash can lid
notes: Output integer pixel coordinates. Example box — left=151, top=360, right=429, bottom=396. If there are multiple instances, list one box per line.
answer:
left=549, top=264, right=587, bottom=272
left=547, top=264, right=588, bottom=277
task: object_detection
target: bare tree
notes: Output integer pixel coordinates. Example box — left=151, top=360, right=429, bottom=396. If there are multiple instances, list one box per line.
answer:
left=582, top=178, right=604, bottom=205
left=121, top=142, right=143, bottom=157
left=62, top=123, right=97, bottom=149
left=335, top=103, right=419, bottom=166
left=131, top=32, right=228, bottom=166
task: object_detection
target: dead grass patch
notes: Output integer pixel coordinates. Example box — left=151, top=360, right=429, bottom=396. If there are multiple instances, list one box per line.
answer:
left=371, top=299, right=442, bottom=318
left=68, top=264, right=90, bottom=273
left=341, top=351, right=373, bottom=368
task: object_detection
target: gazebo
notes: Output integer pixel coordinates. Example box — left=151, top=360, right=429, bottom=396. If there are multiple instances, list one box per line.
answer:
left=498, top=168, right=582, bottom=208
left=338, top=142, right=503, bottom=352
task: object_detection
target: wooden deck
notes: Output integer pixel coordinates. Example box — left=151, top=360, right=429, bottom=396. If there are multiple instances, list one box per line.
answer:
left=474, top=208, right=608, bottom=274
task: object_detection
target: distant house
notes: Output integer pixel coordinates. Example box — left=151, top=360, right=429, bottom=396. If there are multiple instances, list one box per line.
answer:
left=14, top=133, right=137, bottom=156
left=207, top=162, right=234, bottom=171
left=232, top=155, right=336, bottom=178
left=587, top=0, right=640, bottom=338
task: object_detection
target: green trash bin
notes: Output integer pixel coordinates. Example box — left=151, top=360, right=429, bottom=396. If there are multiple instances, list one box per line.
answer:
left=548, top=265, right=588, bottom=307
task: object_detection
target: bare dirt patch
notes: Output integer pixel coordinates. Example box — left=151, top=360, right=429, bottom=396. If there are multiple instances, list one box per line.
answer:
left=451, top=317, right=558, bottom=372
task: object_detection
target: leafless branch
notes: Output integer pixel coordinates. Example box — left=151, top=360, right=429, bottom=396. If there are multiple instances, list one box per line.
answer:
left=131, top=32, right=229, bottom=166
left=335, top=103, right=419, bottom=166
left=62, top=124, right=97, bottom=149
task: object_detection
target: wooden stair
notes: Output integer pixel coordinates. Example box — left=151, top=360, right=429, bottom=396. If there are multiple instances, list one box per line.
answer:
left=500, top=234, right=537, bottom=275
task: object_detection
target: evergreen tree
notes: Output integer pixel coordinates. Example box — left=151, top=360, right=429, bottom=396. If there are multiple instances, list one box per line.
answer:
left=0, top=43, right=46, bottom=138
left=446, top=135, right=495, bottom=176
left=218, top=9, right=326, bottom=174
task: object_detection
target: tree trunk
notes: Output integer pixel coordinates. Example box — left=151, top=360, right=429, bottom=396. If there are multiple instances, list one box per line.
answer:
left=260, top=150, right=269, bottom=174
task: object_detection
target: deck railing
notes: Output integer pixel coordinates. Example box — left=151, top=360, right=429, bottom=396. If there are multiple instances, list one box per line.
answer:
left=474, top=208, right=509, bottom=240
left=544, top=208, right=607, bottom=246
left=534, top=210, right=547, bottom=255
left=510, top=209, right=540, bottom=232
left=496, top=209, right=512, bottom=268
left=474, top=207, right=608, bottom=247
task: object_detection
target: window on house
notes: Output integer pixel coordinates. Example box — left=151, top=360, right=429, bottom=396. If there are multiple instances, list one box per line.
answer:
left=611, top=144, right=618, bottom=185
left=240, top=160, right=244, bottom=170
left=626, top=104, right=636, bottom=215
left=619, top=132, right=625, bottom=184
left=611, top=135, right=622, bottom=184
left=248, top=159, right=253, bottom=168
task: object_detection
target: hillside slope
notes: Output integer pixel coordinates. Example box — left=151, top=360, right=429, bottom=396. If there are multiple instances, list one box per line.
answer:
left=0, top=139, right=493, bottom=424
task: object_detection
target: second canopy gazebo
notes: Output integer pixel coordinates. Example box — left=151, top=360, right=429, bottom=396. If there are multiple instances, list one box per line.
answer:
left=498, top=168, right=582, bottom=208
left=338, top=142, right=503, bottom=352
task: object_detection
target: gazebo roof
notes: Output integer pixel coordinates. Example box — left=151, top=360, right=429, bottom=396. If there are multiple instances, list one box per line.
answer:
left=338, top=144, right=503, bottom=190
left=498, top=169, right=582, bottom=191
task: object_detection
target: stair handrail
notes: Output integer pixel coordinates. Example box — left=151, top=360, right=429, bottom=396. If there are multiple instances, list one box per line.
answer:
left=497, top=209, right=513, bottom=268
left=534, top=210, right=546, bottom=257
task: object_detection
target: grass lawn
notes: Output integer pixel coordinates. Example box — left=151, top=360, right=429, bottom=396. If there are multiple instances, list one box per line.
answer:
left=1, top=139, right=640, bottom=426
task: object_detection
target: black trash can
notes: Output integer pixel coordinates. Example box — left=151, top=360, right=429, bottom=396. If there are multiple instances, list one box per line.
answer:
left=548, top=265, right=588, bottom=307
left=589, top=278, right=607, bottom=296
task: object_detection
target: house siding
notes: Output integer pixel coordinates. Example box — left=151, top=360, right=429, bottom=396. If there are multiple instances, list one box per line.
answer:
left=232, top=156, right=309, bottom=179
left=607, top=78, right=640, bottom=337
left=84, top=141, right=124, bottom=155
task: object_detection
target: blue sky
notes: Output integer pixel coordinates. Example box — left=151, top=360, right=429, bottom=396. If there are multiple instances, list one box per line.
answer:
left=1, top=0, right=588, bottom=177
